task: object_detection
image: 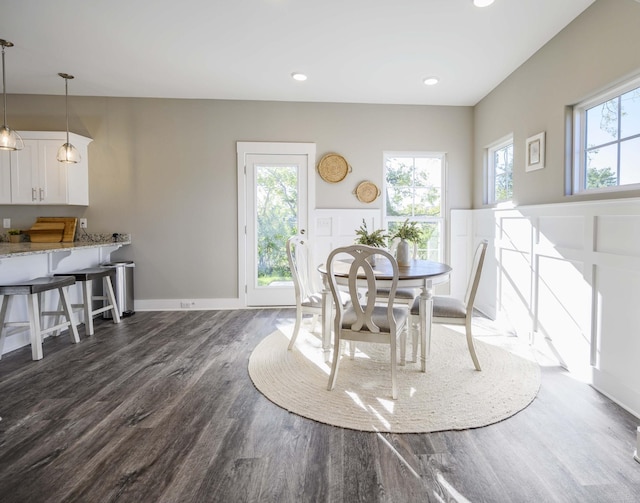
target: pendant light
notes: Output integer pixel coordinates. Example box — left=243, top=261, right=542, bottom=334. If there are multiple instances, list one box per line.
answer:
left=0, top=39, right=24, bottom=151
left=57, top=72, right=80, bottom=163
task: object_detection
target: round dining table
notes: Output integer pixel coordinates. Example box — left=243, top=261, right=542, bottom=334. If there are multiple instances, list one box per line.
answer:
left=317, top=258, right=452, bottom=371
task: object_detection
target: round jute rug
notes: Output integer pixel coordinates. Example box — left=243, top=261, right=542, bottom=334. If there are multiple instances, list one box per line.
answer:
left=248, top=325, right=540, bottom=433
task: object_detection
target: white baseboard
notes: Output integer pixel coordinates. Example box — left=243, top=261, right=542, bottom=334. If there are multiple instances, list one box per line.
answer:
left=134, top=298, right=245, bottom=311
left=592, top=368, right=640, bottom=421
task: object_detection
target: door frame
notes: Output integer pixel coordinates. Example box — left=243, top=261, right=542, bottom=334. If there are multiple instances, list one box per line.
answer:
left=237, top=141, right=316, bottom=308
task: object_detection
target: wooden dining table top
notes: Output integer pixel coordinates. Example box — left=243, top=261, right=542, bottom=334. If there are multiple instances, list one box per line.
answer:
left=318, top=258, right=452, bottom=281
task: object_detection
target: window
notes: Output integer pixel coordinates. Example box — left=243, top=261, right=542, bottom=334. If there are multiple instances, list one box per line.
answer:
left=572, top=75, right=640, bottom=194
left=486, top=135, right=513, bottom=204
left=383, top=152, right=445, bottom=261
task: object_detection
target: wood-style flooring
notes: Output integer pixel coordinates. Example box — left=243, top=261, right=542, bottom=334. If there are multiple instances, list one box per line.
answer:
left=0, top=309, right=639, bottom=502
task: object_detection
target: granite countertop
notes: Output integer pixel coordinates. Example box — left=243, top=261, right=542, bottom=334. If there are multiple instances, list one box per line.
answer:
left=0, top=233, right=131, bottom=258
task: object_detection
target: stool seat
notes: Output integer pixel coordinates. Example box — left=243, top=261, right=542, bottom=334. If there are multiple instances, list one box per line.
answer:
left=0, top=276, right=76, bottom=296
left=59, top=268, right=116, bottom=283
left=0, top=276, right=80, bottom=361
left=54, top=267, right=120, bottom=336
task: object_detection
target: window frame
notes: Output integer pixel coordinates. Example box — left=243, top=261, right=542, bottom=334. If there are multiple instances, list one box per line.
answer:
left=485, top=134, right=514, bottom=205
left=382, top=151, right=446, bottom=262
left=571, top=74, right=640, bottom=195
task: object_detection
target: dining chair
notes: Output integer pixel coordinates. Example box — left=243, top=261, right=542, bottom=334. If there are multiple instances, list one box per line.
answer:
left=286, top=236, right=322, bottom=350
left=373, top=238, right=419, bottom=306
left=410, top=239, right=488, bottom=371
left=326, top=245, right=409, bottom=400
left=287, top=236, right=351, bottom=351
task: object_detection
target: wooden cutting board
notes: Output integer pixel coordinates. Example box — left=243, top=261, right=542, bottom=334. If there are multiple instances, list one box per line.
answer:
left=27, top=222, right=65, bottom=243
left=36, top=217, right=78, bottom=242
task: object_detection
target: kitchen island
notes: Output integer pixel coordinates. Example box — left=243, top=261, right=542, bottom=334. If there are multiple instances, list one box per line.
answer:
left=0, top=234, right=131, bottom=356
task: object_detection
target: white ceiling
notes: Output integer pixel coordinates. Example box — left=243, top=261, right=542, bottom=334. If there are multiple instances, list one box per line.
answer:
left=1, top=0, right=595, bottom=106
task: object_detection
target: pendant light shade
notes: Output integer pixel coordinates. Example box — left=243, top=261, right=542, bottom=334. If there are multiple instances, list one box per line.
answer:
left=0, top=39, right=24, bottom=151
left=57, top=72, right=80, bottom=163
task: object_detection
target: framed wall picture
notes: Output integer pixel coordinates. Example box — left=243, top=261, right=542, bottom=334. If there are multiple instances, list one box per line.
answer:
left=525, top=132, right=545, bottom=172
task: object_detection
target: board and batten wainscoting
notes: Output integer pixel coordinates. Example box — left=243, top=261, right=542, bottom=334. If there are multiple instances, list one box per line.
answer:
left=451, top=198, right=640, bottom=421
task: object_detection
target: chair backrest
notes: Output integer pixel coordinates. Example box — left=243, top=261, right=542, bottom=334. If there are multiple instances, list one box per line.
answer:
left=326, top=245, right=399, bottom=334
left=463, top=240, right=489, bottom=311
left=287, top=236, right=315, bottom=306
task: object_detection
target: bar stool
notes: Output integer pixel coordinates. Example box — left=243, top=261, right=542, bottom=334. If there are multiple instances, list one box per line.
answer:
left=0, top=276, right=80, bottom=361
left=54, top=268, right=121, bottom=336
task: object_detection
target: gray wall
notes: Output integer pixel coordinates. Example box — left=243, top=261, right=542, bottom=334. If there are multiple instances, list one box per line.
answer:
left=2, top=97, right=472, bottom=301
left=474, top=0, right=640, bottom=207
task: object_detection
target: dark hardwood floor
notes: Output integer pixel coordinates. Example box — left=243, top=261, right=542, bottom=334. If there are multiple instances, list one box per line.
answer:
left=0, top=309, right=639, bottom=502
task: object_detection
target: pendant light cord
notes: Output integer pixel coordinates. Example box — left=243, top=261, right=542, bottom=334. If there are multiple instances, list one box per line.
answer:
left=1, top=43, right=7, bottom=126
left=64, top=76, right=70, bottom=145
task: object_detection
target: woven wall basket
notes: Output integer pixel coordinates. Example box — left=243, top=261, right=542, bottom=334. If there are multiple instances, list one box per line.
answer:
left=354, top=180, right=380, bottom=203
left=318, top=153, right=352, bottom=183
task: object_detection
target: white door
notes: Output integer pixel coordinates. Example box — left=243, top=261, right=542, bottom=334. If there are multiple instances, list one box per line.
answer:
left=238, top=142, right=315, bottom=307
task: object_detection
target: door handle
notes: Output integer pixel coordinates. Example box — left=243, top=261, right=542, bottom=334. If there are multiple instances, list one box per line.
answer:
left=32, top=188, right=37, bottom=201
left=39, top=188, right=45, bottom=201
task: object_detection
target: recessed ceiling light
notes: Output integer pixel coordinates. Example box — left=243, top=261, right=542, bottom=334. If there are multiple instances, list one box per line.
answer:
left=291, top=72, right=307, bottom=81
left=423, top=77, right=439, bottom=86
left=473, top=0, right=495, bottom=7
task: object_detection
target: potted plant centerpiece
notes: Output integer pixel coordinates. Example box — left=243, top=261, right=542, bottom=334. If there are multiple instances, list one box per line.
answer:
left=389, top=219, right=422, bottom=266
left=8, top=229, right=21, bottom=243
left=354, top=219, right=388, bottom=266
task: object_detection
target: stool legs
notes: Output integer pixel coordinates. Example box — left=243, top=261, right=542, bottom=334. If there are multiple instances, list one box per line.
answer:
left=26, top=293, right=44, bottom=361
left=0, top=295, right=11, bottom=359
left=103, top=276, right=121, bottom=324
left=0, top=286, right=79, bottom=361
left=59, top=286, right=80, bottom=345
left=81, top=279, right=95, bottom=336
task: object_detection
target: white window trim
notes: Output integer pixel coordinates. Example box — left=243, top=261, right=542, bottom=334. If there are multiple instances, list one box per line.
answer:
left=485, top=134, right=513, bottom=205
left=572, top=73, right=640, bottom=195
left=382, top=150, right=447, bottom=261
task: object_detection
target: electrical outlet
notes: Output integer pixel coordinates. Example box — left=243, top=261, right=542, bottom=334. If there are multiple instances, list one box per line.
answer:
left=180, top=300, right=196, bottom=309
left=80, top=218, right=87, bottom=228
left=2, top=218, right=9, bottom=229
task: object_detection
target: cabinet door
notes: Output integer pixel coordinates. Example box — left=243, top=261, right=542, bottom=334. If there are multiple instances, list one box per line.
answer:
left=0, top=150, right=12, bottom=203
left=38, top=140, right=68, bottom=204
left=10, top=141, right=38, bottom=204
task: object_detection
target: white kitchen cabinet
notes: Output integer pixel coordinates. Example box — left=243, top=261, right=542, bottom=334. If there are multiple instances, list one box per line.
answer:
left=9, top=131, right=92, bottom=205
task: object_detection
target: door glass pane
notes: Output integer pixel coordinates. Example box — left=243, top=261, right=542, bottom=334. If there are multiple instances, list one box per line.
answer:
left=256, top=164, right=297, bottom=287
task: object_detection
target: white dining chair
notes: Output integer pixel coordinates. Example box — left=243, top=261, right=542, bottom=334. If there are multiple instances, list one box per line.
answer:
left=326, top=245, right=409, bottom=400
left=372, top=237, right=420, bottom=306
left=286, top=236, right=322, bottom=350
left=286, top=236, right=350, bottom=351
left=410, top=239, right=488, bottom=370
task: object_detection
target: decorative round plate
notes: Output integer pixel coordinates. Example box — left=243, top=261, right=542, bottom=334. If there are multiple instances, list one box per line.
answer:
left=318, top=153, right=351, bottom=183
left=354, top=181, right=380, bottom=203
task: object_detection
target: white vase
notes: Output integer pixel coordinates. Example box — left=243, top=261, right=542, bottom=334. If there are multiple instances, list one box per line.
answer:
left=396, top=239, right=410, bottom=266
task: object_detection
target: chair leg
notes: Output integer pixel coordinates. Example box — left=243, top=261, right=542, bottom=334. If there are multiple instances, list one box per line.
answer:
left=26, top=294, right=44, bottom=361
left=0, top=295, right=10, bottom=360
left=327, top=339, right=342, bottom=391
left=310, top=314, right=318, bottom=334
left=399, top=322, right=407, bottom=366
left=390, top=338, right=398, bottom=400
left=411, top=319, right=419, bottom=363
left=59, top=287, right=80, bottom=344
left=465, top=319, right=481, bottom=371
left=288, top=307, right=303, bottom=350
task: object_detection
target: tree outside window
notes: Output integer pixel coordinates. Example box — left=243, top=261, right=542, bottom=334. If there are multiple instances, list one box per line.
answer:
left=384, top=153, right=445, bottom=261
left=573, top=77, right=640, bottom=194
left=487, top=138, right=513, bottom=204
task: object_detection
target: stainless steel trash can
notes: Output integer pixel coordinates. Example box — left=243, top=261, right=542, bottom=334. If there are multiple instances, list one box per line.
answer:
left=102, top=260, right=135, bottom=318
